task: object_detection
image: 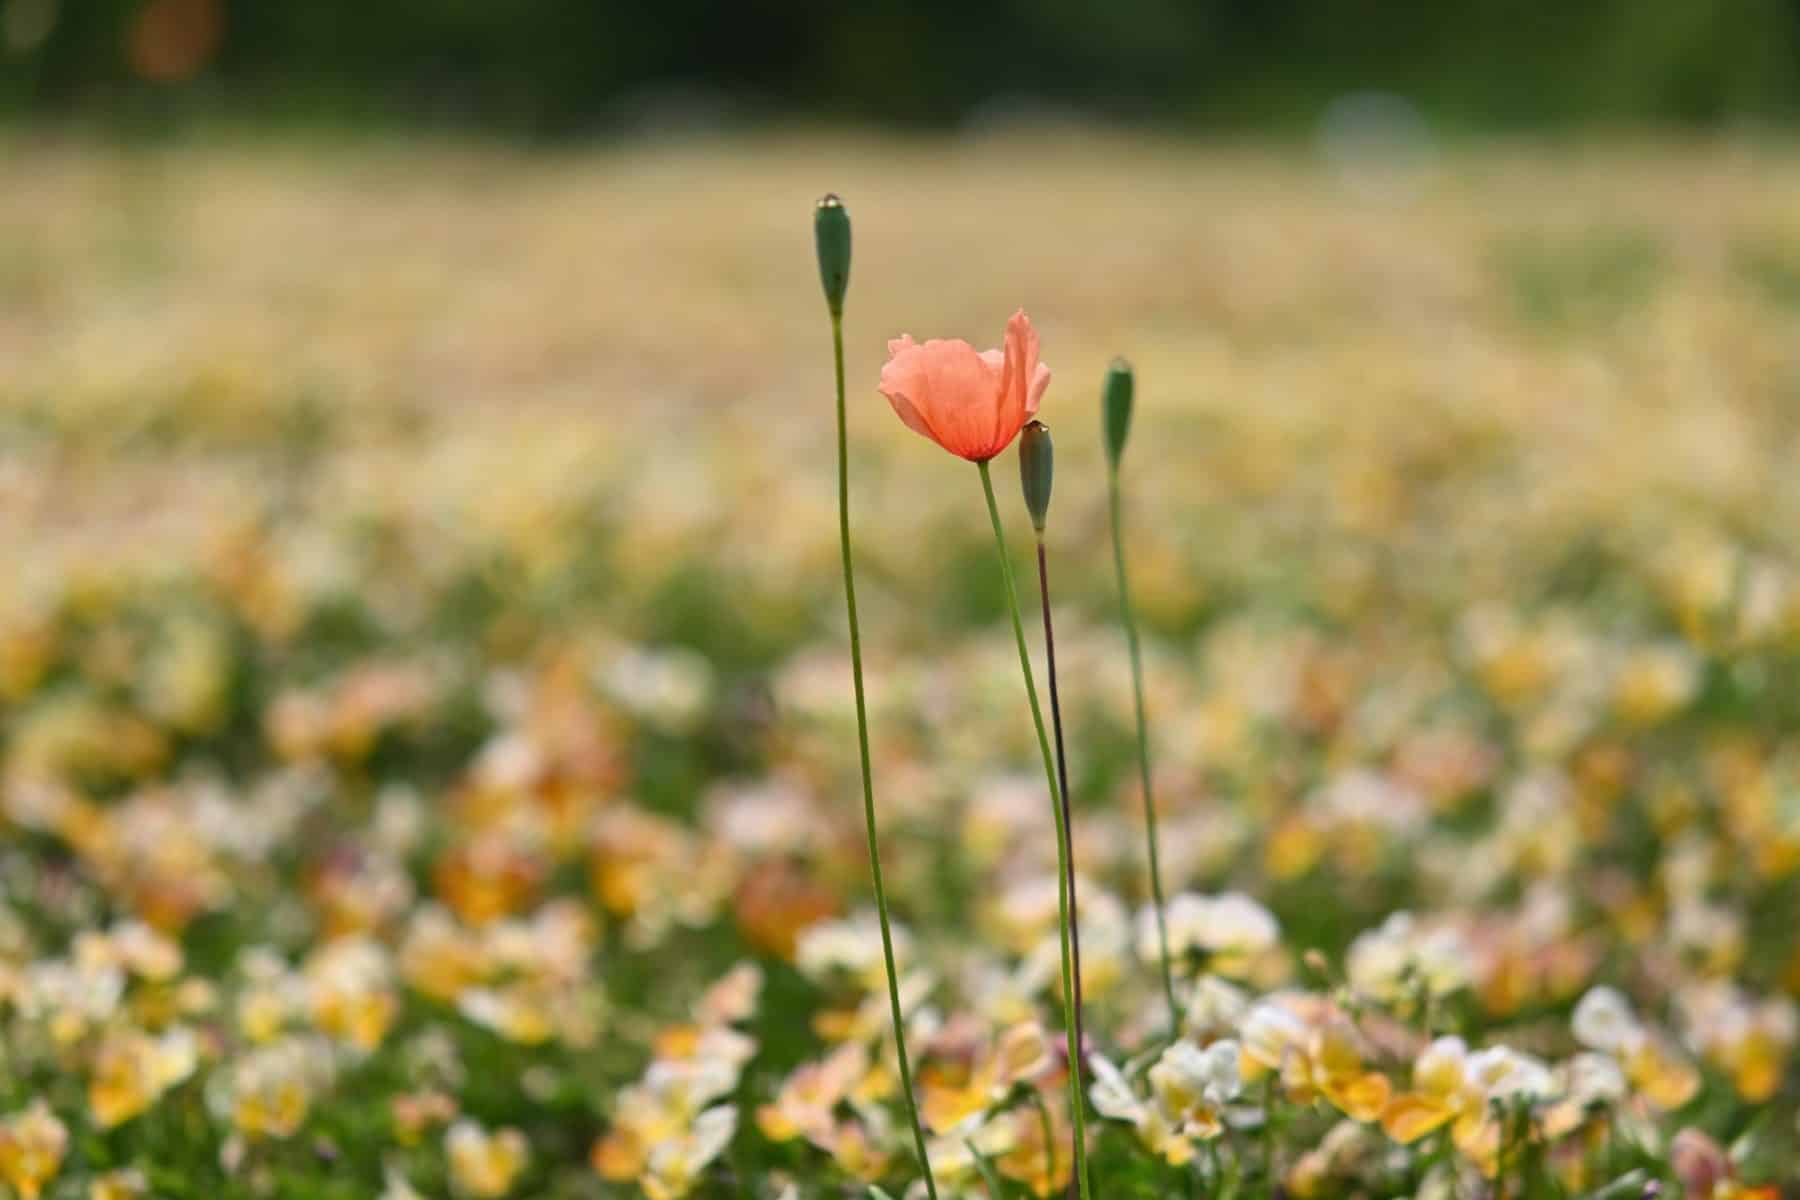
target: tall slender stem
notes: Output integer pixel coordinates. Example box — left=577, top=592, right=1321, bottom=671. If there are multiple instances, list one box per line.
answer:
left=1108, top=472, right=1178, bottom=1030
left=976, top=459, right=1092, bottom=1200
left=1493, top=1104, right=1511, bottom=1200
left=831, top=312, right=937, bottom=1199
left=1029, top=1084, right=1058, bottom=1189
left=1033, top=538, right=1087, bottom=1111
left=1260, top=1075, right=1276, bottom=1194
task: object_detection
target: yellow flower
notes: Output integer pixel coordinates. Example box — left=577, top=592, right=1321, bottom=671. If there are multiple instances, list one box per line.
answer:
left=1381, top=1038, right=1566, bottom=1178
left=236, top=986, right=290, bottom=1044
left=315, top=986, right=398, bottom=1051
left=391, top=1091, right=458, bottom=1147
left=446, top=1121, right=528, bottom=1198
left=994, top=1100, right=1074, bottom=1199
left=813, top=970, right=932, bottom=1045
left=1677, top=983, right=1796, bottom=1104
left=757, top=1042, right=866, bottom=1143
left=1463, top=611, right=1558, bottom=709
left=594, top=1057, right=741, bottom=1182
left=0, top=605, right=55, bottom=701
left=89, top=1027, right=197, bottom=1128
left=1380, top=1036, right=1482, bottom=1145
left=810, top=1120, right=890, bottom=1183
left=1295, top=1021, right=1391, bottom=1122
left=433, top=836, right=544, bottom=928
left=1148, top=1039, right=1241, bottom=1140
left=306, top=937, right=399, bottom=1053
left=398, top=907, right=488, bottom=1002
left=456, top=982, right=561, bottom=1046
left=918, top=1021, right=1052, bottom=1135
left=641, top=1107, right=736, bottom=1200
left=0, top=1101, right=67, bottom=1200
left=1620, top=1033, right=1700, bottom=1111
left=1089, top=1041, right=1239, bottom=1168
left=1611, top=642, right=1699, bottom=726
left=216, top=1037, right=333, bottom=1140
left=89, top=1168, right=148, bottom=1200
left=1720, top=1022, right=1788, bottom=1103
left=1264, top=816, right=1325, bottom=881
left=922, top=1117, right=1019, bottom=1194
left=1239, top=999, right=1309, bottom=1083
left=234, top=1081, right=310, bottom=1140
left=924, top=1101, right=1072, bottom=1199
left=1244, top=1001, right=1391, bottom=1121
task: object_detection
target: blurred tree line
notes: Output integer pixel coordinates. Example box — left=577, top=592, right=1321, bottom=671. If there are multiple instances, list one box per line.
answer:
left=4, top=0, right=1799, bottom=133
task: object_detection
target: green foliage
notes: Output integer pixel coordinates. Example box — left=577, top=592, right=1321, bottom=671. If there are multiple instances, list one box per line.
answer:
left=6, top=0, right=1800, bottom=132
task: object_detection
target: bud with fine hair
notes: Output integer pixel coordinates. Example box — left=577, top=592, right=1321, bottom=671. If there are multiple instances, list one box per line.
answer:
left=1102, top=357, right=1134, bottom=469
left=1019, top=420, right=1054, bottom=533
left=814, top=194, right=852, bottom=317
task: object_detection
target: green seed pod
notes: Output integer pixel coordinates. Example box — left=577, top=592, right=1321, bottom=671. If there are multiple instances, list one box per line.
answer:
left=1102, top=357, right=1134, bottom=469
left=814, top=193, right=852, bottom=317
left=1019, top=420, right=1054, bottom=533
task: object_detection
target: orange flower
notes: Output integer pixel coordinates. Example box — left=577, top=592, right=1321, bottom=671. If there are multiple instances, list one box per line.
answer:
left=879, top=309, right=1051, bottom=462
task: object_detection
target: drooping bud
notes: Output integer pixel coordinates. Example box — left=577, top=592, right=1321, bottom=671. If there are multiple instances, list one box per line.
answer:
left=1019, top=420, right=1054, bottom=533
left=814, top=193, right=851, bottom=318
left=1101, top=357, right=1134, bottom=469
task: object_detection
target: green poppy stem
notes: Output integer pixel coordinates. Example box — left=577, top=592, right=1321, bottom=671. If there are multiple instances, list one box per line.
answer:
left=1034, top=537, right=1095, bottom=1200
left=831, top=311, right=938, bottom=1199
left=1033, top=536, right=1087, bottom=1115
left=1107, top=470, right=1178, bottom=1031
left=976, top=457, right=1092, bottom=1200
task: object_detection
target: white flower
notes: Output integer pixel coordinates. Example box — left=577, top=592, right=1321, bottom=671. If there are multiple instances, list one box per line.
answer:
left=1204, top=894, right=1280, bottom=956
left=107, top=921, right=183, bottom=981
left=1571, top=987, right=1640, bottom=1053
left=1182, top=975, right=1250, bottom=1040
left=1240, top=1001, right=1309, bottom=1072
left=1317, top=768, right=1429, bottom=834
left=665, top=1104, right=737, bottom=1171
left=1346, top=911, right=1469, bottom=1003
left=795, top=912, right=910, bottom=985
left=1412, top=1036, right=1471, bottom=1095
left=643, top=1105, right=737, bottom=1199
left=1149, top=1039, right=1242, bottom=1115
left=1087, top=1054, right=1147, bottom=1124
left=1561, top=1053, right=1627, bottom=1107
left=597, top=645, right=713, bottom=730
left=381, top=1164, right=425, bottom=1200
left=1465, top=1046, right=1556, bottom=1103
left=1143, top=892, right=1278, bottom=973
left=1668, top=900, right=1744, bottom=968
left=641, top=1058, right=740, bottom=1117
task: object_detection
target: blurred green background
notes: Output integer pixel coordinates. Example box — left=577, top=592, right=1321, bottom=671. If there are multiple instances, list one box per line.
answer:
left=5, top=0, right=1800, bottom=134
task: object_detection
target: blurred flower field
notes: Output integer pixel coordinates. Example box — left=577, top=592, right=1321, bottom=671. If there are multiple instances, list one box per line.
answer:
left=3, top=132, right=1800, bottom=1197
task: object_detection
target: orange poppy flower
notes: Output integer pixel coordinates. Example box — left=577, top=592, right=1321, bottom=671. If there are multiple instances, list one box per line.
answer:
left=879, top=309, right=1051, bottom=462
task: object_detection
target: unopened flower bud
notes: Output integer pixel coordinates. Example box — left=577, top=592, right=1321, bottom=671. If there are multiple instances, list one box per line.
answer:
left=1102, top=357, right=1134, bottom=469
left=814, top=194, right=851, bottom=318
left=1019, top=420, right=1054, bottom=533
